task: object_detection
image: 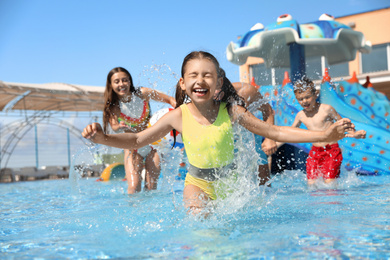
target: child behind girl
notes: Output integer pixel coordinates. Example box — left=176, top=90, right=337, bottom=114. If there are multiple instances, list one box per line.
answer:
left=83, top=51, right=356, bottom=215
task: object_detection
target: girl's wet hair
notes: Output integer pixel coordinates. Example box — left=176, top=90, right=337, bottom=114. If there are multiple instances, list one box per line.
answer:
left=217, top=68, right=246, bottom=109
left=172, top=51, right=246, bottom=147
left=103, top=67, right=139, bottom=133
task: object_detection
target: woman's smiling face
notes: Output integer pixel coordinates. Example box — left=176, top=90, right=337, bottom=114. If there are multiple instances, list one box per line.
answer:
left=111, top=72, right=131, bottom=98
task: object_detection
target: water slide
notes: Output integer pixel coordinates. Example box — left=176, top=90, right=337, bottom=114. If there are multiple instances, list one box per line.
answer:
left=258, top=79, right=390, bottom=175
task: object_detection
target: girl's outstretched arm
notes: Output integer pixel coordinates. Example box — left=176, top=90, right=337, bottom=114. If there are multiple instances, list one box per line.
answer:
left=232, top=105, right=355, bottom=143
left=274, top=111, right=303, bottom=148
left=82, top=108, right=182, bottom=149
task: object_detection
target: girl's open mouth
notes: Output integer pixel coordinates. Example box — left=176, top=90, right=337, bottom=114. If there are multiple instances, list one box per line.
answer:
left=193, top=88, right=208, bottom=95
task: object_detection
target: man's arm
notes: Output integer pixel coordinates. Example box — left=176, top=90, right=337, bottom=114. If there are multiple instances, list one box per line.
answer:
left=259, top=103, right=278, bottom=156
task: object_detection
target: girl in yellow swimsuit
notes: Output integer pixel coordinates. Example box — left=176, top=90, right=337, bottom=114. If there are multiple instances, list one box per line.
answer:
left=84, top=52, right=356, bottom=214
left=102, top=67, right=175, bottom=194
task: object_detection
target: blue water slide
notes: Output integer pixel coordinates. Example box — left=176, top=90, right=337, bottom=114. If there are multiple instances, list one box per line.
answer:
left=320, top=81, right=390, bottom=175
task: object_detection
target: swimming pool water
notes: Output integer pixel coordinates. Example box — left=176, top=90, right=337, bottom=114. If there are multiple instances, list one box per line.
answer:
left=1, top=168, right=390, bottom=259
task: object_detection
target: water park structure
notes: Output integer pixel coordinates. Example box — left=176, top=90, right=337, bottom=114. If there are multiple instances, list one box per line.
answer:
left=0, top=82, right=105, bottom=181
left=226, top=9, right=390, bottom=175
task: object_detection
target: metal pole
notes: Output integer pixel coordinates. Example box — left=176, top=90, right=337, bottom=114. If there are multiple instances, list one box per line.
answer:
left=0, top=122, right=2, bottom=170
left=67, top=128, right=71, bottom=168
left=35, top=124, right=39, bottom=169
left=289, top=43, right=307, bottom=171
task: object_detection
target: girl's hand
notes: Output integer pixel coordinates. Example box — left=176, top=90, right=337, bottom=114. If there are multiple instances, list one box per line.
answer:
left=119, top=121, right=131, bottom=130
left=325, top=118, right=355, bottom=141
left=352, top=130, right=367, bottom=139
left=82, top=123, right=105, bottom=143
left=170, top=97, right=177, bottom=108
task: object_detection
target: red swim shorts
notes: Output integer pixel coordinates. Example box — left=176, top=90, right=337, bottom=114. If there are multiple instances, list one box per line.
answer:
left=306, top=143, right=343, bottom=180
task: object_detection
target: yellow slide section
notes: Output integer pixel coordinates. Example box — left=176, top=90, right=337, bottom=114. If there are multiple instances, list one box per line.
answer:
left=98, top=163, right=126, bottom=181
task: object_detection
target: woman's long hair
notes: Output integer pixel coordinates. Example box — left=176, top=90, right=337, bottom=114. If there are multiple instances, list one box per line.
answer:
left=102, top=67, right=138, bottom=133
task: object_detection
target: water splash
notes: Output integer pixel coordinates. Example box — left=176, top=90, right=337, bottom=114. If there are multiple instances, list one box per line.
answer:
left=140, top=63, right=179, bottom=107
left=69, top=144, right=108, bottom=195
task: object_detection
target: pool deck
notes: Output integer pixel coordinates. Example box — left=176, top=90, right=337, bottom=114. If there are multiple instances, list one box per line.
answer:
left=0, top=164, right=104, bottom=183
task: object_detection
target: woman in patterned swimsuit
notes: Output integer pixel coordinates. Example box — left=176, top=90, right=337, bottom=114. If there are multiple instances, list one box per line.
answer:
left=103, top=67, right=175, bottom=194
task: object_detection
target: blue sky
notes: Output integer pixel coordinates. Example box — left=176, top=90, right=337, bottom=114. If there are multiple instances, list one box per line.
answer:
left=0, top=0, right=389, bottom=169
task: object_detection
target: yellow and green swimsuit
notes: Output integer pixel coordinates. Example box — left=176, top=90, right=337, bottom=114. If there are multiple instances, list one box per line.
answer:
left=181, top=102, right=234, bottom=200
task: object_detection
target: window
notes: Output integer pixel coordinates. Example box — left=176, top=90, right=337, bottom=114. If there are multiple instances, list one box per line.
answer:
left=251, top=64, right=287, bottom=86
left=305, top=55, right=350, bottom=79
left=326, top=61, right=350, bottom=79
left=361, top=43, right=389, bottom=73
left=251, top=63, right=272, bottom=86
left=274, top=67, right=286, bottom=85
left=305, top=56, right=322, bottom=81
